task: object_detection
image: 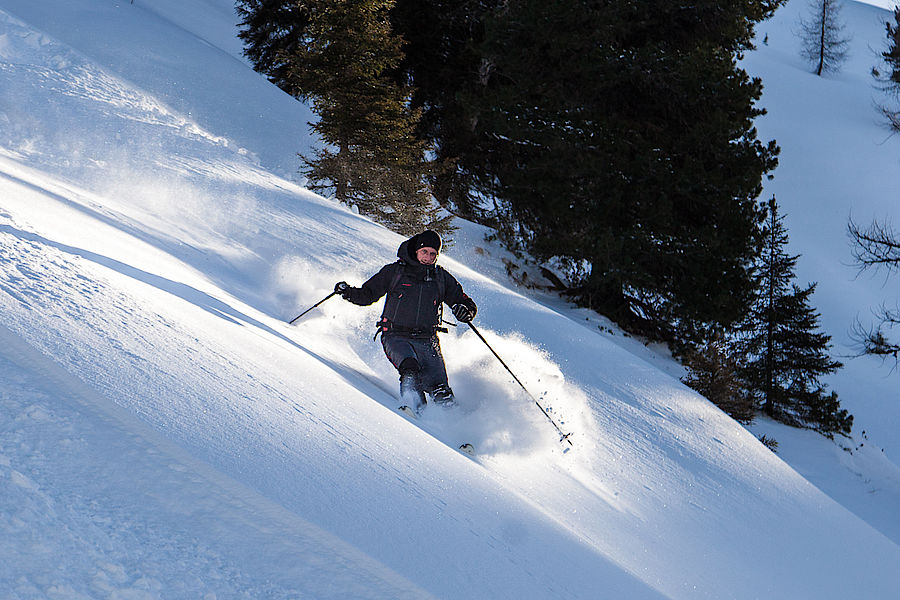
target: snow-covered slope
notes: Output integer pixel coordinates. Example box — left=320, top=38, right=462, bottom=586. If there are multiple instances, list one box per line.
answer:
left=1, top=1, right=899, bottom=598
left=745, top=0, right=900, bottom=467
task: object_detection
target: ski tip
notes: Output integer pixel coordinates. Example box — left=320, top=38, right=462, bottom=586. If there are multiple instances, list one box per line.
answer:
left=398, top=405, right=419, bottom=419
left=458, top=443, right=475, bottom=456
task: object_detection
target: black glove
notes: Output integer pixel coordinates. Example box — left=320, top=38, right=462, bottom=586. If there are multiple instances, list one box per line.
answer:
left=452, top=303, right=474, bottom=323
left=334, top=281, right=351, bottom=299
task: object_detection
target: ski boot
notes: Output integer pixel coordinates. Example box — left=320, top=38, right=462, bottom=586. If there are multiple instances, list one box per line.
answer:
left=430, top=383, right=456, bottom=407
left=399, top=367, right=426, bottom=416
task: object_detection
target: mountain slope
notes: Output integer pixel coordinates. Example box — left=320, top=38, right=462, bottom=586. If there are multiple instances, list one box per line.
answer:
left=745, top=0, right=900, bottom=460
left=1, top=1, right=899, bottom=599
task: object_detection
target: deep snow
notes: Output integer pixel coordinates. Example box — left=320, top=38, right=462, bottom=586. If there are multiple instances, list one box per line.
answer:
left=745, top=0, right=900, bottom=467
left=1, top=1, right=899, bottom=598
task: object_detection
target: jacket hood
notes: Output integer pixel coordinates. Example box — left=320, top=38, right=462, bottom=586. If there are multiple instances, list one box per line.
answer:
left=397, top=236, right=439, bottom=266
left=397, top=238, right=417, bottom=265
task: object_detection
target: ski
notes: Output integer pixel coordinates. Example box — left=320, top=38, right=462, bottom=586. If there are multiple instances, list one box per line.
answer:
left=398, top=405, right=418, bottom=419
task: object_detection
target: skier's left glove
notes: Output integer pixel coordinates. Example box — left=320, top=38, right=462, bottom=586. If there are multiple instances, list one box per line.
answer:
left=452, top=303, right=474, bottom=323
left=334, top=281, right=352, bottom=300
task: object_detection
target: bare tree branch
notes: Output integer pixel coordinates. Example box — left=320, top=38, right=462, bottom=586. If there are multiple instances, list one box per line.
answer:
left=850, top=314, right=900, bottom=366
left=848, top=217, right=900, bottom=272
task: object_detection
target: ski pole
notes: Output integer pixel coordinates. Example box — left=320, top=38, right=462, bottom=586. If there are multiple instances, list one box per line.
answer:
left=289, top=291, right=338, bottom=324
left=467, top=323, right=573, bottom=446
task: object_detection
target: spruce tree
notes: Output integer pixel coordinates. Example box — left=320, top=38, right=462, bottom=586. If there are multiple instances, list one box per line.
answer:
left=736, top=197, right=850, bottom=435
left=456, top=0, right=781, bottom=342
left=236, top=0, right=313, bottom=91
left=237, top=0, right=448, bottom=236
left=389, top=0, right=502, bottom=219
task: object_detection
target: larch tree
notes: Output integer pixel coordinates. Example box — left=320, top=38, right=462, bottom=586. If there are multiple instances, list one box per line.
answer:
left=798, top=0, right=850, bottom=76
left=848, top=217, right=900, bottom=361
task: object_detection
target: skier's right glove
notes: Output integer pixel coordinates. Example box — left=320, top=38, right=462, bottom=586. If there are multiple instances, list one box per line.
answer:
left=334, top=281, right=351, bottom=300
left=452, top=303, right=474, bottom=323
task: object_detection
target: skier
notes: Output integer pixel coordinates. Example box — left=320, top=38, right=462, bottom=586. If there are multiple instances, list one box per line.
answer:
left=334, top=230, right=477, bottom=414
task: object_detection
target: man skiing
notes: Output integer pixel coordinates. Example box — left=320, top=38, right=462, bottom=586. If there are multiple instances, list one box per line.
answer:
left=334, top=230, right=477, bottom=414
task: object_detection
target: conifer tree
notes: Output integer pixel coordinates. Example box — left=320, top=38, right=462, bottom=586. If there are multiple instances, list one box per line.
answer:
left=457, top=0, right=781, bottom=342
left=237, top=0, right=448, bottom=236
left=236, top=0, right=312, bottom=90
left=881, top=8, right=900, bottom=88
left=735, top=197, right=850, bottom=435
left=682, top=334, right=756, bottom=424
left=390, top=0, right=502, bottom=218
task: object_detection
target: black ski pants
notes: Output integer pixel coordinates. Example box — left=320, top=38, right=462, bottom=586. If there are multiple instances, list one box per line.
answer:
left=381, top=332, right=450, bottom=394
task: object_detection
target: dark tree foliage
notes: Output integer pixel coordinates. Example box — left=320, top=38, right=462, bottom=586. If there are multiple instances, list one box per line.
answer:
left=236, top=0, right=313, bottom=93
left=457, top=0, right=781, bottom=343
left=389, top=1, right=502, bottom=218
left=736, top=198, right=850, bottom=436
left=236, top=0, right=449, bottom=235
left=875, top=8, right=900, bottom=132
left=882, top=8, right=900, bottom=89
left=682, top=333, right=757, bottom=424
left=236, top=0, right=499, bottom=219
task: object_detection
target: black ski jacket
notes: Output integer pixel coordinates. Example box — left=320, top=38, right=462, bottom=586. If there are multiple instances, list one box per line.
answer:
left=346, top=237, right=476, bottom=333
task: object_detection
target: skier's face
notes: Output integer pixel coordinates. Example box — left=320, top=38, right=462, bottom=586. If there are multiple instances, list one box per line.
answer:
left=416, top=247, right=438, bottom=265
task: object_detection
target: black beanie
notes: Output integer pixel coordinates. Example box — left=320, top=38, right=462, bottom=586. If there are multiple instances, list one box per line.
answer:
left=413, top=230, right=442, bottom=253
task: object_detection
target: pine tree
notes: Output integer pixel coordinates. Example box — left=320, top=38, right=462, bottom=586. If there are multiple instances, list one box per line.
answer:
left=237, top=0, right=448, bottom=236
left=798, top=0, right=851, bottom=76
left=456, top=0, right=780, bottom=342
left=293, top=0, right=438, bottom=234
left=881, top=8, right=900, bottom=88
left=235, top=0, right=313, bottom=91
left=736, top=197, right=850, bottom=435
left=389, top=0, right=502, bottom=219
